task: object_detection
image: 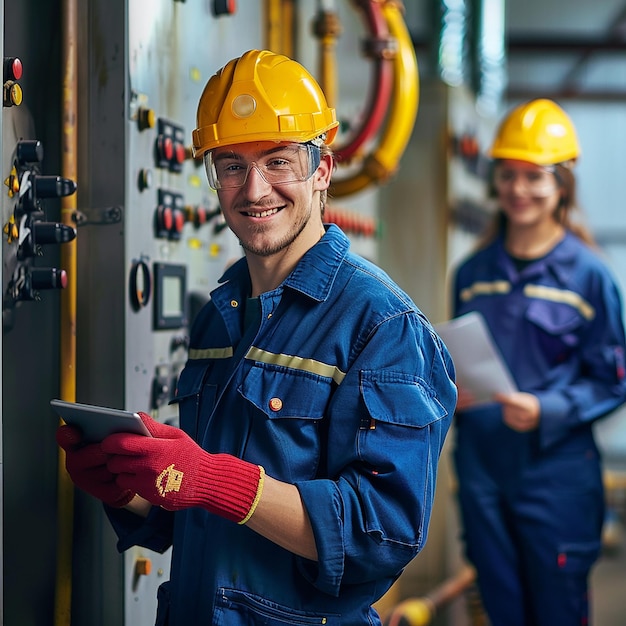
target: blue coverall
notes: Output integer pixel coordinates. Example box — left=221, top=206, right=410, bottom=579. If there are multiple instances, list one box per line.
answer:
left=107, top=225, right=457, bottom=625
left=452, top=231, right=626, bottom=626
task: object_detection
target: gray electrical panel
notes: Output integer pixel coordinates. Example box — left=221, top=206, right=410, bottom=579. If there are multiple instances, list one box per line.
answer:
left=0, top=0, right=264, bottom=624
left=74, top=2, right=264, bottom=623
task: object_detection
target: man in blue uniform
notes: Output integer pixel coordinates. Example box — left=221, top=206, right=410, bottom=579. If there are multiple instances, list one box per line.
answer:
left=57, top=49, right=457, bottom=625
left=452, top=99, right=626, bottom=626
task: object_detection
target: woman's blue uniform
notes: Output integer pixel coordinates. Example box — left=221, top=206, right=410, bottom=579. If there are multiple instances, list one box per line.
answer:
left=452, top=231, right=626, bottom=625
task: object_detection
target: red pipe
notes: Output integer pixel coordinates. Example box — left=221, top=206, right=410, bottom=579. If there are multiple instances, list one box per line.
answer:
left=334, top=0, right=394, bottom=164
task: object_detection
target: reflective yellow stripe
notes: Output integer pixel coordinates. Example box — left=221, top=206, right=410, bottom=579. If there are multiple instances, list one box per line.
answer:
left=188, top=347, right=233, bottom=360
left=460, top=280, right=511, bottom=302
left=524, top=284, right=595, bottom=320
left=245, top=346, right=346, bottom=384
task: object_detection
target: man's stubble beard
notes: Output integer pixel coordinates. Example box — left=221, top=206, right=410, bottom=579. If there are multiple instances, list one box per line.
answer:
left=238, top=198, right=313, bottom=258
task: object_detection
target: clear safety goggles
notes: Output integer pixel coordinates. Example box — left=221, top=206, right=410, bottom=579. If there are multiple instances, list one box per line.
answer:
left=204, top=142, right=321, bottom=190
left=492, top=164, right=558, bottom=197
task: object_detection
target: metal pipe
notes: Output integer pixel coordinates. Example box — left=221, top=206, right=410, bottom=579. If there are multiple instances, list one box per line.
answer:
left=333, top=0, right=394, bottom=164
left=367, top=0, right=418, bottom=175
left=312, top=1, right=341, bottom=109
left=330, top=0, right=419, bottom=198
left=264, top=0, right=295, bottom=56
left=280, top=0, right=295, bottom=59
left=55, top=0, right=78, bottom=623
left=265, top=0, right=284, bottom=53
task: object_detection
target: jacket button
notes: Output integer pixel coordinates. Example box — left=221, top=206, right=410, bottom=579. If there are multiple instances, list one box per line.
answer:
left=230, top=300, right=239, bottom=308
left=269, top=397, right=282, bottom=412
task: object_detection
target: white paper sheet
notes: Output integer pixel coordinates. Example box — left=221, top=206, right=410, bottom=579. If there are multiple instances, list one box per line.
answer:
left=435, top=311, right=517, bottom=407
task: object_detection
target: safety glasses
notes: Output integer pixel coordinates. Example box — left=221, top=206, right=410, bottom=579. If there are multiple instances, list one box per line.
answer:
left=492, top=164, right=558, bottom=197
left=204, top=142, right=321, bottom=190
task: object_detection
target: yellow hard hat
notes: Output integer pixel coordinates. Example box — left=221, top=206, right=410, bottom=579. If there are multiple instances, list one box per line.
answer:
left=192, top=49, right=339, bottom=157
left=489, top=99, right=580, bottom=166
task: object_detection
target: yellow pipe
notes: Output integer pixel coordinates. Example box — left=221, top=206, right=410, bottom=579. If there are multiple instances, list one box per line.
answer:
left=265, top=0, right=296, bottom=57
left=312, top=7, right=342, bottom=109
left=330, top=0, right=419, bottom=198
left=318, top=35, right=338, bottom=109
left=280, top=0, right=295, bottom=59
left=265, top=0, right=284, bottom=53
left=264, top=0, right=295, bottom=58
left=55, top=0, right=78, bottom=623
left=371, top=1, right=419, bottom=171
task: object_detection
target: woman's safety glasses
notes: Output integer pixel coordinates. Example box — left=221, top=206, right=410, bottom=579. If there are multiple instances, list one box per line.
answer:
left=492, top=164, right=558, bottom=198
left=205, top=142, right=321, bottom=190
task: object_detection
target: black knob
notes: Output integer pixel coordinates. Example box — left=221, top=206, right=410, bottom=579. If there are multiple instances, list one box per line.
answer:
left=33, top=175, right=77, bottom=198
left=16, top=140, right=44, bottom=164
left=30, top=267, right=68, bottom=290
left=32, top=222, right=77, bottom=245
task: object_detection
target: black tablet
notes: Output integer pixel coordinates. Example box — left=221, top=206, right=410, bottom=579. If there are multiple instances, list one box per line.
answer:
left=51, top=399, right=152, bottom=443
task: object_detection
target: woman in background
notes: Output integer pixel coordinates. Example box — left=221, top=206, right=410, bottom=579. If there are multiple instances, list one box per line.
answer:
left=451, top=98, right=626, bottom=626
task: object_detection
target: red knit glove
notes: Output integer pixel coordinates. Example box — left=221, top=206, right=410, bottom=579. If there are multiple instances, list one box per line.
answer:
left=56, top=424, right=135, bottom=508
left=102, top=413, right=264, bottom=524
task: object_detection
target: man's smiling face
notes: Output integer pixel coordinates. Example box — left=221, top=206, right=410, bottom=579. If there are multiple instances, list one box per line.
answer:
left=214, top=141, right=332, bottom=259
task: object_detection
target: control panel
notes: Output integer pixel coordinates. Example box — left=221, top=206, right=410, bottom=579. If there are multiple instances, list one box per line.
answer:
left=70, top=3, right=264, bottom=623
left=1, top=53, right=76, bottom=330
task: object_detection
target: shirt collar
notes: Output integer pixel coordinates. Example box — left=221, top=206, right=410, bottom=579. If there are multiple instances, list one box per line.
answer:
left=216, top=224, right=350, bottom=302
left=283, top=224, right=349, bottom=301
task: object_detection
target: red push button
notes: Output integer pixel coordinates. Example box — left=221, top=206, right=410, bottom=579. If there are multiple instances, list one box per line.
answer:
left=4, top=57, right=22, bottom=81
left=157, top=135, right=174, bottom=161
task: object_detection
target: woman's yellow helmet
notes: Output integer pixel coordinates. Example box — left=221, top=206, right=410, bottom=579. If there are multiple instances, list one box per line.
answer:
left=489, top=99, right=580, bottom=166
left=192, top=50, right=339, bottom=157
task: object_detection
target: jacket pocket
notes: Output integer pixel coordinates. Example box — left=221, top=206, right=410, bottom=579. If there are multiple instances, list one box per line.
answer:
left=360, top=369, right=448, bottom=428
left=525, top=298, right=586, bottom=363
left=358, top=370, right=449, bottom=548
left=238, top=363, right=334, bottom=480
left=241, top=362, right=333, bottom=418
left=556, top=541, right=601, bottom=573
left=213, top=588, right=340, bottom=625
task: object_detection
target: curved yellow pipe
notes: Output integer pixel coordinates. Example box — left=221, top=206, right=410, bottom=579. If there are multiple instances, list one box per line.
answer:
left=56, top=0, right=78, bottom=623
left=372, top=2, right=419, bottom=172
left=330, top=0, right=419, bottom=198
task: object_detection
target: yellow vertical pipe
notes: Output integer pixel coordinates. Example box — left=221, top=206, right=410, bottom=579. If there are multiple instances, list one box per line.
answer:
left=264, top=0, right=296, bottom=56
left=55, top=0, right=78, bottom=623
left=280, top=0, right=295, bottom=58
left=265, top=0, right=283, bottom=52
left=312, top=7, right=341, bottom=109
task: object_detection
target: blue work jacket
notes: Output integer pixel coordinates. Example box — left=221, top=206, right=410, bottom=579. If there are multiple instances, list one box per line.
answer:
left=108, top=225, right=457, bottom=625
left=453, top=231, right=626, bottom=455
